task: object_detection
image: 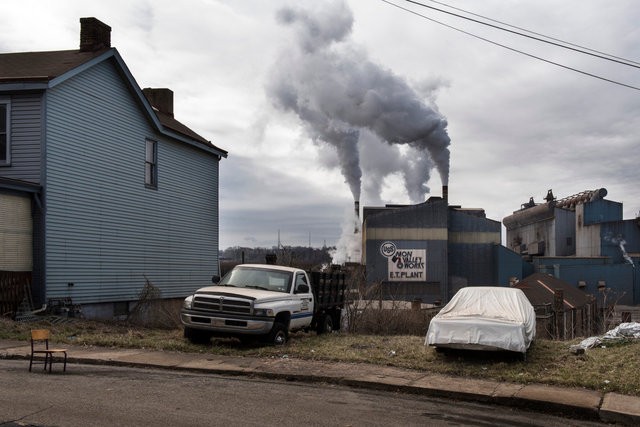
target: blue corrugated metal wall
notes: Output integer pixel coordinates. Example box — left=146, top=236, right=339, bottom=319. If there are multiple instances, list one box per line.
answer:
left=494, top=245, right=524, bottom=286
left=533, top=257, right=608, bottom=268
left=448, top=210, right=500, bottom=288
left=535, top=257, right=636, bottom=305
left=599, top=221, right=640, bottom=264
left=584, top=199, right=622, bottom=225
left=364, top=199, right=448, bottom=302
left=44, top=58, right=220, bottom=304
left=365, top=238, right=448, bottom=300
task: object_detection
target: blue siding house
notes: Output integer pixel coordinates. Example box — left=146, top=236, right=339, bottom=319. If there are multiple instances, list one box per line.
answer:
left=0, top=18, right=227, bottom=317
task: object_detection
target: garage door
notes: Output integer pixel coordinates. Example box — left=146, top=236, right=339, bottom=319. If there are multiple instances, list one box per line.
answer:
left=0, top=193, right=32, bottom=271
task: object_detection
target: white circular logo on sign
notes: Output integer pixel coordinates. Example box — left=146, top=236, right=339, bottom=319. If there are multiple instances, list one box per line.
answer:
left=380, top=241, right=397, bottom=258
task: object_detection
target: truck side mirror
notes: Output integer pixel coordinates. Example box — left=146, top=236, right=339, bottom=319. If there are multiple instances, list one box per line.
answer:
left=212, top=275, right=221, bottom=284
left=296, top=284, right=309, bottom=294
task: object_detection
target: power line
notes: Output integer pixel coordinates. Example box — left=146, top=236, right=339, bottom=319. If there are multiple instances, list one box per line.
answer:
left=380, top=0, right=640, bottom=91
left=405, top=0, right=640, bottom=69
left=423, top=0, right=640, bottom=67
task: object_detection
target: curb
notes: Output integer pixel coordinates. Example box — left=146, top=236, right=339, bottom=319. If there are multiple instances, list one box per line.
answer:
left=1, top=345, right=639, bottom=425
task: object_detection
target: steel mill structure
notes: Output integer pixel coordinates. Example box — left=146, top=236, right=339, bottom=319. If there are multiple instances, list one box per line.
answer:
left=362, top=186, right=521, bottom=304
left=361, top=186, right=639, bottom=307
left=503, top=188, right=639, bottom=306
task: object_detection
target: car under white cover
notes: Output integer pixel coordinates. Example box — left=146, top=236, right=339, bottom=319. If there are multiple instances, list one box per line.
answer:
left=425, top=286, right=536, bottom=355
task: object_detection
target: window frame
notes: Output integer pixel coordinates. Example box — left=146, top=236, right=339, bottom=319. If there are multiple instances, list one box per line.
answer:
left=294, top=273, right=309, bottom=294
left=145, top=138, right=158, bottom=189
left=0, top=98, right=10, bottom=167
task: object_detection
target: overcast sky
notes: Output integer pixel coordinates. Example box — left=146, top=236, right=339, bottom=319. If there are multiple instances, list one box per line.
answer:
left=3, top=0, right=639, bottom=255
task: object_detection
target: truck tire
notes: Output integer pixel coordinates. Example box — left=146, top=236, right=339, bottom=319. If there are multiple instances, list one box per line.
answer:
left=184, top=327, right=211, bottom=344
left=317, top=313, right=333, bottom=335
left=266, top=322, right=288, bottom=346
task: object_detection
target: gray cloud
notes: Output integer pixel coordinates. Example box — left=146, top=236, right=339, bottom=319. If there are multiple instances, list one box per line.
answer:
left=4, top=0, right=639, bottom=249
left=219, top=154, right=347, bottom=248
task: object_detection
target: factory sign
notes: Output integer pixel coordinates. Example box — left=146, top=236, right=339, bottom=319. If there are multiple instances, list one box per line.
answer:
left=380, top=242, right=426, bottom=281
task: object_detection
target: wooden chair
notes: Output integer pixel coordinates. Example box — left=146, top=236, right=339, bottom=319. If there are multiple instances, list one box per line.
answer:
left=29, top=329, right=67, bottom=373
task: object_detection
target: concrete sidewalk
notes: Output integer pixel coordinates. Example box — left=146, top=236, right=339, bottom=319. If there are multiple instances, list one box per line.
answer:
left=1, top=339, right=638, bottom=425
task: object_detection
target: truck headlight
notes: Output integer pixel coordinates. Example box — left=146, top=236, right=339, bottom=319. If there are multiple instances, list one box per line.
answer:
left=183, top=295, right=194, bottom=310
left=254, top=308, right=274, bottom=317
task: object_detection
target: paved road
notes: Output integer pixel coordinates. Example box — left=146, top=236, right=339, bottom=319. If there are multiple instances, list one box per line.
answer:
left=0, top=360, right=604, bottom=426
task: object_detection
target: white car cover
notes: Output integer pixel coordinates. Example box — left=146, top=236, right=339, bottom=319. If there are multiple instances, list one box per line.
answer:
left=425, top=287, right=536, bottom=353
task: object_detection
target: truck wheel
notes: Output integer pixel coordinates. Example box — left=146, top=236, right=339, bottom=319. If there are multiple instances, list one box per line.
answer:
left=184, top=327, right=210, bottom=344
left=267, top=322, right=288, bottom=346
left=317, top=314, right=333, bottom=335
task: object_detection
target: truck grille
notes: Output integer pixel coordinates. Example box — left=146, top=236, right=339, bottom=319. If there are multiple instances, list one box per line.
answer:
left=192, top=295, right=252, bottom=315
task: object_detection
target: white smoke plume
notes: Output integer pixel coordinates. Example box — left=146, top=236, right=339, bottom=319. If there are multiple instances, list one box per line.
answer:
left=616, top=239, right=635, bottom=268
left=605, top=233, right=635, bottom=268
left=329, top=206, right=362, bottom=264
left=266, top=0, right=451, bottom=204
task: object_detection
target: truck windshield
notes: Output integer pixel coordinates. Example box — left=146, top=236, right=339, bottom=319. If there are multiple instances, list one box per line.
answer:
left=218, top=267, right=293, bottom=293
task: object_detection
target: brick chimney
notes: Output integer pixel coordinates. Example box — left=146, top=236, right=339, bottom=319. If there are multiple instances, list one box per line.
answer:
left=142, top=88, right=174, bottom=117
left=79, top=17, right=111, bottom=52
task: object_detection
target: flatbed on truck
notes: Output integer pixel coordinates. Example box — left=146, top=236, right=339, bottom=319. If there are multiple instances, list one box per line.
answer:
left=308, top=271, right=346, bottom=333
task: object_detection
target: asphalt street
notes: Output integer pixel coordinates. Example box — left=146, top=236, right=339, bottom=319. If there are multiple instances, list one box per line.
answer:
left=0, top=360, right=606, bottom=427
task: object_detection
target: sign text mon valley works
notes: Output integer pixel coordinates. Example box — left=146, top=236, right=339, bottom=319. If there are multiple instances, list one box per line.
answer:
left=380, top=241, right=426, bottom=282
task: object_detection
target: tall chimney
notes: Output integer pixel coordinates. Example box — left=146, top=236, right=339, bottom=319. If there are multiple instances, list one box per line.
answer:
left=442, top=185, right=448, bottom=202
left=142, top=88, right=174, bottom=117
left=79, top=18, right=111, bottom=52
left=354, top=200, right=360, bottom=234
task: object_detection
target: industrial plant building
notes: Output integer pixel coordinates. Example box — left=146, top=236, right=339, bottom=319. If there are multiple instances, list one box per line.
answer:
left=362, top=186, right=639, bottom=307
left=362, top=186, right=522, bottom=304
left=504, top=188, right=639, bottom=306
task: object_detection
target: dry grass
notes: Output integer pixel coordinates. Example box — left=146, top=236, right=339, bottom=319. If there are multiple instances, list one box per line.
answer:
left=1, top=316, right=639, bottom=396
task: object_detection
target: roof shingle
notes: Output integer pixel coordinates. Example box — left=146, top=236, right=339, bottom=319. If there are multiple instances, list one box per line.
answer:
left=0, top=47, right=226, bottom=156
left=513, top=273, right=591, bottom=309
left=0, top=49, right=109, bottom=82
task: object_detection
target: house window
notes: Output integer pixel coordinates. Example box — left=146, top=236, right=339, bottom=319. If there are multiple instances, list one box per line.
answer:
left=145, top=139, right=157, bottom=188
left=0, top=100, right=10, bottom=166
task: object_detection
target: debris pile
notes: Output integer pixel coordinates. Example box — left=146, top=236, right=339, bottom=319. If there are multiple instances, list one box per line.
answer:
left=569, top=322, right=640, bottom=354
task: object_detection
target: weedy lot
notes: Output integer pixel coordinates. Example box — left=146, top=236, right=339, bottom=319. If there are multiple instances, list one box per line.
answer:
left=1, top=317, right=638, bottom=397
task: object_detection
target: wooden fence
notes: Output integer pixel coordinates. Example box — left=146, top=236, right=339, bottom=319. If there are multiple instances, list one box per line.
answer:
left=534, top=297, right=599, bottom=340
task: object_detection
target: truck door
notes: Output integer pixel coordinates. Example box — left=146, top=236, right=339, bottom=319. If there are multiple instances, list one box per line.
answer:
left=290, top=272, right=314, bottom=329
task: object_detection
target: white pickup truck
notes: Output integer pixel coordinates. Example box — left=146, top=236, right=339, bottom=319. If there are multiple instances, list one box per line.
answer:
left=180, top=264, right=346, bottom=345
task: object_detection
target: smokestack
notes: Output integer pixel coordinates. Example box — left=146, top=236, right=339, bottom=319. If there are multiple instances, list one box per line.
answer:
left=354, top=200, right=360, bottom=233
left=442, top=185, right=448, bottom=202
